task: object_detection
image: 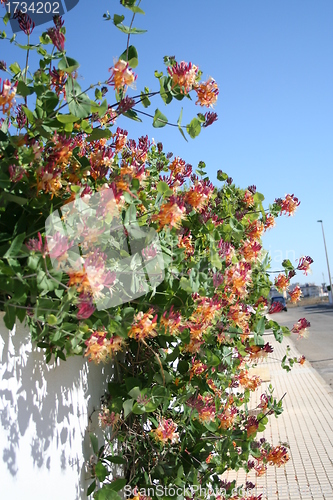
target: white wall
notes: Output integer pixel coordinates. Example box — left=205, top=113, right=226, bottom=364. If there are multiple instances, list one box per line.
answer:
left=0, top=314, right=114, bottom=499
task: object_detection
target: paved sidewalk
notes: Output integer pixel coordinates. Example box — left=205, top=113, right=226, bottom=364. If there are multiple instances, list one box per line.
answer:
left=223, top=335, right=333, bottom=499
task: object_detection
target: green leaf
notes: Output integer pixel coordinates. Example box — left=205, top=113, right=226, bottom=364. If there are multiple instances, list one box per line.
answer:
left=113, top=14, right=125, bottom=25
left=58, top=57, right=80, bottom=74
left=86, top=128, right=112, bottom=142
left=177, top=107, right=183, bottom=127
left=21, top=106, right=35, bottom=124
left=108, top=479, right=127, bottom=492
left=217, top=171, right=228, bottom=181
left=205, top=349, right=221, bottom=367
left=56, top=350, right=66, bottom=361
left=104, top=456, right=126, bottom=465
left=89, top=433, right=99, bottom=455
left=124, top=5, right=145, bottom=14
left=17, top=81, right=34, bottom=97
left=119, top=45, right=139, bottom=69
left=9, top=62, right=21, bottom=76
left=41, top=91, right=59, bottom=112
left=94, top=487, right=122, bottom=500
left=253, top=333, right=265, bottom=346
left=282, top=259, right=294, bottom=271
left=123, top=109, right=142, bottom=122
left=178, top=360, right=189, bottom=374
left=128, top=386, right=141, bottom=399
left=116, top=24, right=147, bottom=35
left=95, top=461, right=109, bottom=482
left=210, top=251, right=222, bottom=270
left=47, top=314, right=58, bottom=326
left=179, top=277, right=193, bottom=293
left=177, top=107, right=188, bottom=141
left=56, top=114, right=81, bottom=124
left=0, top=172, right=10, bottom=189
left=3, top=305, right=16, bottom=330
left=255, top=317, right=265, bottom=335
left=156, top=181, right=172, bottom=196
left=229, top=217, right=244, bottom=233
left=68, top=92, right=91, bottom=119
left=91, top=99, right=108, bottom=118
left=123, top=399, right=134, bottom=418
left=4, top=233, right=26, bottom=258
left=153, top=108, right=168, bottom=128
left=253, top=192, right=265, bottom=203
left=80, top=120, right=93, bottom=133
left=186, top=117, right=201, bottom=139
left=3, top=12, right=10, bottom=25
left=87, top=481, right=96, bottom=497
left=64, top=122, right=73, bottom=132
left=140, top=86, right=151, bottom=108
left=0, top=192, right=28, bottom=206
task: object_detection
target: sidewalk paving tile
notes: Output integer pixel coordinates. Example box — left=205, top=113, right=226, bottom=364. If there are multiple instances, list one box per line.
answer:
left=222, top=335, right=333, bottom=499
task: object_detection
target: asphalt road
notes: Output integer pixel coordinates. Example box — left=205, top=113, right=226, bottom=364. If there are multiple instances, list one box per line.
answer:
left=267, top=304, right=333, bottom=388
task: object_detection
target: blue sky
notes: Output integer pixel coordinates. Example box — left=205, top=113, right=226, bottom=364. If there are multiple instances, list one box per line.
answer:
left=2, top=0, right=332, bottom=286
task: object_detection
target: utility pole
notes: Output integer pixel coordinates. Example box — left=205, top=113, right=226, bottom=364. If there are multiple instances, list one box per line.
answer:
left=317, top=220, right=333, bottom=304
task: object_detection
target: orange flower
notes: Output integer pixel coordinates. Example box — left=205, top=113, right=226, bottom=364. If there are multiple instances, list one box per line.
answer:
left=128, top=308, right=158, bottom=341
left=49, top=68, right=67, bottom=98
left=167, top=61, right=199, bottom=94
left=289, top=285, right=302, bottom=303
left=278, top=194, right=300, bottom=216
left=228, top=304, right=251, bottom=335
left=206, top=377, right=222, bottom=397
left=36, top=171, right=62, bottom=198
left=298, top=355, right=306, bottom=365
left=194, top=77, right=219, bottom=107
left=264, top=213, right=275, bottom=231
left=247, top=220, right=264, bottom=241
left=160, top=306, right=182, bottom=335
left=274, top=273, right=290, bottom=292
left=177, top=233, right=194, bottom=257
left=224, top=262, right=252, bottom=299
left=99, top=106, right=118, bottom=126
left=188, top=394, right=216, bottom=422
left=246, top=416, right=259, bottom=437
left=0, top=78, right=17, bottom=114
left=108, top=59, right=136, bottom=92
left=98, top=407, right=120, bottom=429
left=240, top=240, right=262, bottom=262
left=169, top=157, right=187, bottom=176
left=184, top=179, right=214, bottom=212
left=246, top=345, right=267, bottom=362
left=190, top=295, right=221, bottom=328
left=297, top=256, right=313, bottom=275
left=85, top=330, right=125, bottom=363
left=218, top=407, right=237, bottom=430
left=184, top=337, right=204, bottom=354
left=243, top=190, right=254, bottom=207
left=254, top=462, right=267, bottom=476
left=238, top=370, right=262, bottom=391
left=189, top=359, right=207, bottom=380
left=113, top=127, right=128, bottom=152
left=151, top=418, right=179, bottom=444
left=152, top=200, right=186, bottom=231
left=267, top=445, right=289, bottom=467
left=291, top=317, right=310, bottom=339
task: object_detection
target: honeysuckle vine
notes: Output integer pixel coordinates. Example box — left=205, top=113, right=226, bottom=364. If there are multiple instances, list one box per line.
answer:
left=0, top=1, right=313, bottom=499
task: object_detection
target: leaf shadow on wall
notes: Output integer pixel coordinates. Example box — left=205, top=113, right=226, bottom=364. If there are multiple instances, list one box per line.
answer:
left=0, top=317, right=113, bottom=498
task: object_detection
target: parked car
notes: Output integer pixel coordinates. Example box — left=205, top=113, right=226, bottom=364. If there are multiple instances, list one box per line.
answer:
left=271, top=296, right=287, bottom=312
